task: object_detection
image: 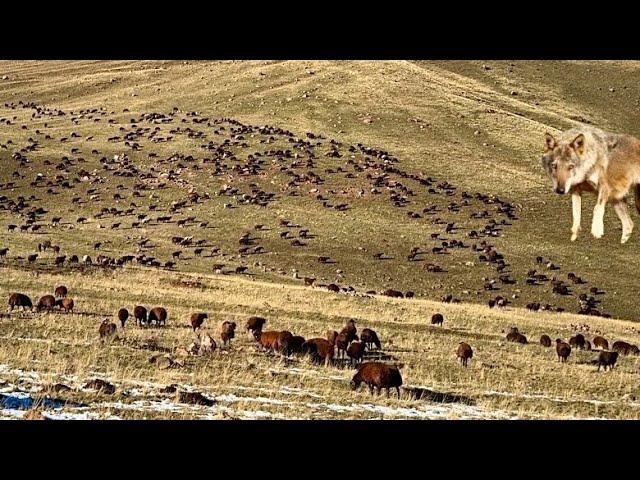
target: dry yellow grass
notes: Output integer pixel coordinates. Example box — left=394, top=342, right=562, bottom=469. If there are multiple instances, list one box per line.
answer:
left=1, top=265, right=640, bottom=419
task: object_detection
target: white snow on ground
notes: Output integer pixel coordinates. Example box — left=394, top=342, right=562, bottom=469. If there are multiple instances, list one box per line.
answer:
left=482, top=390, right=640, bottom=407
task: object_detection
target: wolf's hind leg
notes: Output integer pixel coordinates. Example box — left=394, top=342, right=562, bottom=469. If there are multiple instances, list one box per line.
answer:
left=613, top=201, right=634, bottom=243
left=571, top=192, right=581, bottom=241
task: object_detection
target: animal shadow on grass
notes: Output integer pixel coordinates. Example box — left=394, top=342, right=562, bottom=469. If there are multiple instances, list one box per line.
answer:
left=402, top=387, right=476, bottom=405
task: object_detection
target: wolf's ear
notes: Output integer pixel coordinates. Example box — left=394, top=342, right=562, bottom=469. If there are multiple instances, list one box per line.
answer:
left=544, top=133, right=557, bottom=151
left=570, top=134, right=585, bottom=155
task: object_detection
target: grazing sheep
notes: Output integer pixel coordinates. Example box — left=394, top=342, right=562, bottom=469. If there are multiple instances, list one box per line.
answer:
left=593, top=336, right=609, bottom=350
left=335, top=332, right=351, bottom=359
left=302, top=338, right=335, bottom=366
left=190, top=312, right=208, bottom=331
left=54, top=285, right=68, bottom=298
left=360, top=328, right=381, bottom=350
left=274, top=330, right=294, bottom=356
left=220, top=321, right=237, bottom=346
left=99, top=319, right=117, bottom=343
left=506, top=327, right=528, bottom=344
left=347, top=341, right=366, bottom=366
left=36, top=295, right=56, bottom=313
left=133, top=305, right=147, bottom=326
left=569, top=334, right=586, bottom=350
left=118, top=308, right=129, bottom=328
left=431, top=313, right=444, bottom=326
left=612, top=340, right=639, bottom=356
left=456, top=342, right=473, bottom=367
left=382, top=289, right=404, bottom=298
left=57, top=297, right=74, bottom=313
left=597, top=351, right=619, bottom=371
left=350, top=362, right=403, bottom=398
left=8, top=293, right=33, bottom=311
left=326, top=330, right=339, bottom=345
left=148, top=307, right=168, bottom=326
left=255, top=330, right=281, bottom=350
left=540, top=334, right=552, bottom=347
left=246, top=316, right=266, bottom=336
left=556, top=339, right=571, bottom=362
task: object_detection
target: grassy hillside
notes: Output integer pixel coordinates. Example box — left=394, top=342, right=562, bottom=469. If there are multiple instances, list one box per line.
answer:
left=0, top=60, right=639, bottom=419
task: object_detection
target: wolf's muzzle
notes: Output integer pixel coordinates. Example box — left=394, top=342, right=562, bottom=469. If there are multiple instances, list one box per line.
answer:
left=555, top=186, right=565, bottom=195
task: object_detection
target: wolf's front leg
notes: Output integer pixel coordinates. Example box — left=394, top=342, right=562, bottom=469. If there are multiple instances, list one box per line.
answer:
left=571, top=192, right=581, bottom=241
left=613, top=201, right=634, bottom=243
left=591, top=193, right=607, bottom=239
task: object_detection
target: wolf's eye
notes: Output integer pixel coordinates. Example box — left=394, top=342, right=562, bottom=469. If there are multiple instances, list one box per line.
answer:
left=552, top=163, right=557, bottom=170
left=568, top=164, right=575, bottom=170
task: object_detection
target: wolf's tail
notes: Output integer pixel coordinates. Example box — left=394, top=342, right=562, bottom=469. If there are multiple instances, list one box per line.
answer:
left=635, top=184, right=640, bottom=214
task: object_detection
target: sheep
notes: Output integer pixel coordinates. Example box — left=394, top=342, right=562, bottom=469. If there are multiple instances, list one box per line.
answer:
left=326, top=330, right=339, bottom=345
left=346, top=341, right=366, bottom=366
left=612, top=340, right=639, bottom=356
left=335, top=331, right=351, bottom=359
left=36, top=295, right=56, bottom=313
left=246, top=316, right=266, bottom=336
left=54, top=285, right=68, bottom=298
left=117, top=308, right=129, bottom=328
left=540, top=334, right=552, bottom=347
left=596, top=351, right=618, bottom=371
left=382, top=289, right=403, bottom=298
left=8, top=293, right=33, bottom=311
left=456, top=342, right=473, bottom=367
left=99, top=318, right=117, bottom=343
left=56, top=297, right=74, bottom=313
left=148, top=307, right=168, bottom=327
left=255, top=330, right=281, bottom=351
left=593, top=336, right=609, bottom=350
left=569, top=334, right=586, bottom=350
left=556, top=339, right=571, bottom=362
left=350, top=362, right=403, bottom=398
left=360, top=328, right=381, bottom=350
left=431, top=313, right=444, bottom=326
left=288, top=335, right=306, bottom=355
left=190, top=312, right=208, bottom=331
left=302, top=338, right=335, bottom=366
left=220, top=321, right=236, bottom=346
left=133, top=305, right=147, bottom=326
left=506, top=327, right=527, bottom=344
left=274, top=330, right=294, bottom=356
left=340, top=319, right=357, bottom=343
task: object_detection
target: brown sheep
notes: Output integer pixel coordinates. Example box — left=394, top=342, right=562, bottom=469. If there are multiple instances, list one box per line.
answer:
left=274, top=331, right=294, bottom=356
left=221, top=321, right=237, bottom=346
left=133, top=305, right=147, bottom=326
left=8, top=292, right=33, bottom=311
left=246, top=316, right=266, bottom=336
left=612, top=340, right=640, bottom=356
left=456, top=342, right=473, bottom=367
left=335, top=331, right=350, bottom=359
left=593, top=336, right=609, bottom=350
left=99, top=319, right=117, bottom=343
left=302, top=338, right=334, bottom=366
left=326, top=330, right=339, bottom=345
left=556, top=339, right=571, bottom=362
left=255, top=330, right=281, bottom=350
left=117, top=308, right=129, bottom=328
left=540, top=334, right=552, bottom=347
left=506, top=327, right=528, bottom=344
left=346, top=341, right=366, bottom=366
left=148, top=307, right=168, bottom=326
left=597, top=351, right=619, bottom=371
left=288, top=335, right=306, bottom=355
left=569, top=334, right=586, bottom=350
left=54, top=285, right=68, bottom=298
left=37, top=295, right=56, bottom=313
left=431, top=313, right=444, bottom=326
left=360, top=328, right=381, bottom=350
left=190, top=312, right=208, bottom=331
left=57, top=297, right=74, bottom=313
left=350, top=362, right=403, bottom=398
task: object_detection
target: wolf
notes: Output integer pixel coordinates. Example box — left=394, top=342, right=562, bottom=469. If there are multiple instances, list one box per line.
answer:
left=541, top=126, right=640, bottom=243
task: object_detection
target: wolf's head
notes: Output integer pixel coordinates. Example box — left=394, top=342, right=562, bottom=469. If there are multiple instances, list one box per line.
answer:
left=541, top=132, right=587, bottom=195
